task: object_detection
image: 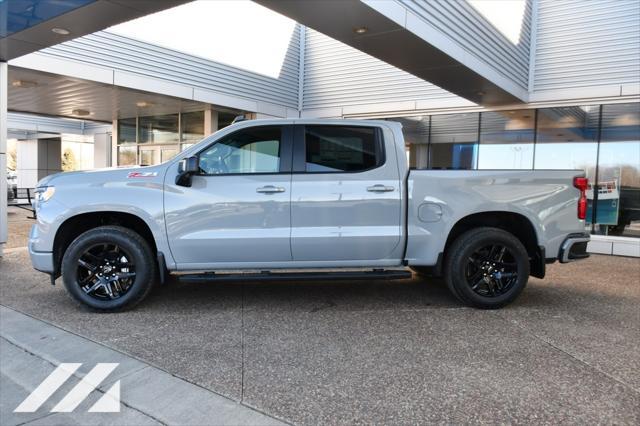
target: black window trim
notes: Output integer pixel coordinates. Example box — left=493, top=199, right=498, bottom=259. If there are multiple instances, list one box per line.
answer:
left=292, top=124, right=386, bottom=174
left=194, top=125, right=294, bottom=176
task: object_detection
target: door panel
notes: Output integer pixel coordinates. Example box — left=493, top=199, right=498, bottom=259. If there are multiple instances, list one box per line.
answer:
left=164, top=125, right=292, bottom=266
left=290, top=125, right=402, bottom=262
left=165, top=174, right=291, bottom=264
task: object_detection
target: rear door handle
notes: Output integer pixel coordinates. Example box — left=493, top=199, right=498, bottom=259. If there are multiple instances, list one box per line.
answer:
left=367, top=184, right=395, bottom=193
left=256, top=185, right=285, bottom=194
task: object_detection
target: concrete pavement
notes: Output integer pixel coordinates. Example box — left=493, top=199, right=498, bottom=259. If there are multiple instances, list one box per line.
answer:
left=0, top=306, right=286, bottom=426
left=1, top=248, right=639, bottom=424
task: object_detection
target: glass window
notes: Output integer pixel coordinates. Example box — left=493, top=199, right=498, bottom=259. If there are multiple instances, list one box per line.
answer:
left=478, top=110, right=534, bottom=169
left=161, top=148, right=179, bottom=163
left=388, top=116, right=429, bottom=168
left=181, top=111, right=204, bottom=142
left=118, top=146, right=137, bottom=166
left=139, top=149, right=154, bottom=166
left=594, top=103, right=640, bottom=237
left=218, top=112, right=237, bottom=129
left=430, top=113, right=479, bottom=169
left=138, top=114, right=179, bottom=144
left=118, top=118, right=136, bottom=145
left=534, top=105, right=599, bottom=171
left=305, top=126, right=379, bottom=172
left=199, top=126, right=281, bottom=175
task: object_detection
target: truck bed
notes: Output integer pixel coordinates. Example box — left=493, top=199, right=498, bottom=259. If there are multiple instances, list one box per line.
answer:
left=405, top=169, right=586, bottom=265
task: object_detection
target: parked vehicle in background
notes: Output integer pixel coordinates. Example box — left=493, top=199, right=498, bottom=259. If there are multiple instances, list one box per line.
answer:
left=29, top=119, right=590, bottom=311
left=6, top=170, right=17, bottom=201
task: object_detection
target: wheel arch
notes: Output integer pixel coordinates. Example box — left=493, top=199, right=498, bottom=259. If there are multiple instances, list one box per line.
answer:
left=443, top=211, right=545, bottom=278
left=52, top=211, right=158, bottom=277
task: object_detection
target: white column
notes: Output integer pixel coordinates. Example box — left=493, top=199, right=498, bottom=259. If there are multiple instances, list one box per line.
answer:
left=203, top=106, right=218, bottom=136
left=16, top=138, right=62, bottom=188
left=409, top=144, right=429, bottom=169
left=111, top=120, right=119, bottom=166
left=0, top=61, right=7, bottom=256
left=93, top=132, right=112, bottom=168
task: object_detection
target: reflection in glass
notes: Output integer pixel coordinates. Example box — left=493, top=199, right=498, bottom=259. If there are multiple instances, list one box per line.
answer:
left=138, top=114, right=179, bottom=144
left=430, top=113, right=478, bottom=169
left=305, top=126, right=378, bottom=172
left=139, top=149, right=153, bottom=166
left=594, top=103, right=640, bottom=237
left=534, top=105, right=599, bottom=171
left=118, top=146, right=137, bottom=166
left=388, top=116, right=429, bottom=168
left=181, top=111, right=204, bottom=142
left=218, top=112, right=237, bottom=129
left=161, top=149, right=179, bottom=163
left=478, top=110, right=534, bottom=169
left=199, top=126, right=281, bottom=174
left=118, top=118, right=136, bottom=145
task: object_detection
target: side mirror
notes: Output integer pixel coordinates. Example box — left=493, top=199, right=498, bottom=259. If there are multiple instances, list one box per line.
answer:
left=175, top=156, right=199, bottom=187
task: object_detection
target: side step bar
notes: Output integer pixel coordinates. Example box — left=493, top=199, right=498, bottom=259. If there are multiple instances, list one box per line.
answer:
left=178, top=269, right=412, bottom=283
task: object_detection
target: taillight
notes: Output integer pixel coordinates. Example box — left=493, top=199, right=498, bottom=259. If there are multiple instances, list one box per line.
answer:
left=573, top=177, right=588, bottom=220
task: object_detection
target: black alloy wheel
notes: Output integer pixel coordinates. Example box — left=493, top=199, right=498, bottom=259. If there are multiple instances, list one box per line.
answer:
left=444, top=227, right=530, bottom=309
left=465, top=244, right=519, bottom=297
left=77, top=243, right=136, bottom=300
left=62, top=226, right=156, bottom=312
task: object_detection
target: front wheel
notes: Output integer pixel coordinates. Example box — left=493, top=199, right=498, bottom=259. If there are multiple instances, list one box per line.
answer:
left=61, top=226, right=156, bottom=312
left=444, top=227, right=529, bottom=309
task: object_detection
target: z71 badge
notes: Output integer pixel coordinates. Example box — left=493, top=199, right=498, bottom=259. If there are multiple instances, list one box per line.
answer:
left=127, top=171, right=158, bottom=178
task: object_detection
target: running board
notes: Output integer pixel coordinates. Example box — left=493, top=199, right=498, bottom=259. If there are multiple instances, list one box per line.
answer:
left=178, top=269, right=412, bottom=283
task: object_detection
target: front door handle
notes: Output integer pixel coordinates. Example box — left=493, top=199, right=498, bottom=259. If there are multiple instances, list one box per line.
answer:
left=256, top=185, right=286, bottom=194
left=367, top=184, right=395, bottom=193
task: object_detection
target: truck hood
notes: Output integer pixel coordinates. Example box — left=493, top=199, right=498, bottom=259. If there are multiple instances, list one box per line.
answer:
left=36, top=165, right=166, bottom=187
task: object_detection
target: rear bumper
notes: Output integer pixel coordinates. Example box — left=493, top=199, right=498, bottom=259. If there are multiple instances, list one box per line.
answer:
left=558, top=233, right=590, bottom=263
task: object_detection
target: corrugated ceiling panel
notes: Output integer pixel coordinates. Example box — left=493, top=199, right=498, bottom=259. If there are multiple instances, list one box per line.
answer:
left=37, top=30, right=301, bottom=109
left=534, top=0, right=640, bottom=91
left=399, top=0, right=532, bottom=90
left=303, top=29, right=460, bottom=110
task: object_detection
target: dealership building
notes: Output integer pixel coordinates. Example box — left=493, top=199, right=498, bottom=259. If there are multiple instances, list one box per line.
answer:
left=1, top=0, right=639, bottom=256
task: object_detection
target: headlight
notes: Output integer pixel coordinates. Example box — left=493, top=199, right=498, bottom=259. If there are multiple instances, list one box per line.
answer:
left=35, top=186, right=56, bottom=203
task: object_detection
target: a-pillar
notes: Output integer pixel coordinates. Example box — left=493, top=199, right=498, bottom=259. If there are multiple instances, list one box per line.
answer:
left=16, top=138, right=62, bottom=188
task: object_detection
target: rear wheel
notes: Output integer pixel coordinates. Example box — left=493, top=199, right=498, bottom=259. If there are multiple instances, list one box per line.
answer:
left=444, top=227, right=529, bottom=309
left=61, top=226, right=156, bottom=312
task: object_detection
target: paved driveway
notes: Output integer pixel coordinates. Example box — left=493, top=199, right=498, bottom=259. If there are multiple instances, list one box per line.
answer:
left=1, top=249, right=639, bottom=424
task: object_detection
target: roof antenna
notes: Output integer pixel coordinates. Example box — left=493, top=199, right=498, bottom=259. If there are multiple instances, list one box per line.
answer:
left=232, top=114, right=247, bottom=124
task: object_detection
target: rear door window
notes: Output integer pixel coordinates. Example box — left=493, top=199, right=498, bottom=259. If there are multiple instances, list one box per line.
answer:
left=304, top=126, right=382, bottom=172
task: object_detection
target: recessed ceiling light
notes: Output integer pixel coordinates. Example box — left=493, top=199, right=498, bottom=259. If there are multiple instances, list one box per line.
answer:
left=11, top=79, right=38, bottom=88
left=476, top=91, right=486, bottom=96
left=354, top=27, right=368, bottom=34
left=51, top=27, right=70, bottom=35
left=136, top=101, right=153, bottom=108
left=72, top=109, right=91, bottom=116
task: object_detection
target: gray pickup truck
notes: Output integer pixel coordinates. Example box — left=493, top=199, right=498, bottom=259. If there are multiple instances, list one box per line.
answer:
left=29, top=119, right=590, bottom=311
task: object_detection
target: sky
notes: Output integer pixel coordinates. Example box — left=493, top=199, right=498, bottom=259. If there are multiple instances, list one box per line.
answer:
left=468, top=0, right=527, bottom=44
left=109, top=1, right=297, bottom=78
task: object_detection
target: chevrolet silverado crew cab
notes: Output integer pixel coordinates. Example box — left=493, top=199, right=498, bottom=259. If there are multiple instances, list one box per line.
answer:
left=29, top=119, right=590, bottom=311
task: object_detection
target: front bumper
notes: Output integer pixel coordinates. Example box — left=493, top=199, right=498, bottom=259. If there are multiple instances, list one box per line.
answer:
left=29, top=225, right=55, bottom=274
left=558, top=233, right=590, bottom=263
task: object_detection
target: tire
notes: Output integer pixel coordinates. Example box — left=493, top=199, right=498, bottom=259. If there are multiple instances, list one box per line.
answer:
left=444, top=227, right=529, bottom=309
left=61, top=226, right=156, bottom=312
